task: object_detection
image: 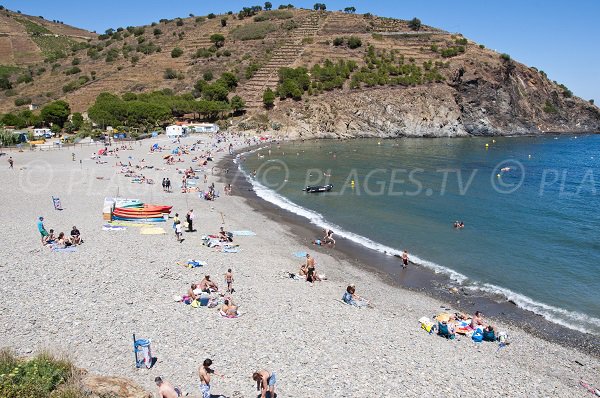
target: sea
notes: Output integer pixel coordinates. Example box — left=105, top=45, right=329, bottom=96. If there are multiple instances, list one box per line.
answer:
left=237, top=135, right=600, bottom=336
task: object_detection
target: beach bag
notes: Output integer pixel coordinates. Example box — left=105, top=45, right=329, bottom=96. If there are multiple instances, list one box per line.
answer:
left=472, top=330, right=484, bottom=343
left=483, top=329, right=496, bottom=342
left=419, top=317, right=434, bottom=333
left=191, top=300, right=200, bottom=308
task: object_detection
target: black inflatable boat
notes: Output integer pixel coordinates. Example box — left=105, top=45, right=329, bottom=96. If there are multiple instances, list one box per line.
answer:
left=304, top=184, right=333, bottom=193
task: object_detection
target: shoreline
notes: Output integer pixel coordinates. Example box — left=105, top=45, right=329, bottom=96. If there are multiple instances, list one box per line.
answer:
left=218, top=144, right=600, bottom=358
left=2, top=133, right=599, bottom=397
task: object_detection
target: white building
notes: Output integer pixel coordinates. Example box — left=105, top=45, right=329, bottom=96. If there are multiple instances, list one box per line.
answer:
left=190, top=123, right=219, bottom=133
left=33, top=128, right=53, bottom=138
left=165, top=125, right=187, bottom=137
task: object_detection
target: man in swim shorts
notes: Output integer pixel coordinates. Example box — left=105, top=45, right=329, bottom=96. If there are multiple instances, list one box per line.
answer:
left=253, top=369, right=276, bottom=398
left=155, top=376, right=182, bottom=398
left=402, top=249, right=409, bottom=268
left=199, top=358, right=223, bottom=398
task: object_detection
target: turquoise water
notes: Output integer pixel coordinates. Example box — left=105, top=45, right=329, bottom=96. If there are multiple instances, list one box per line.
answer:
left=239, top=136, right=600, bottom=335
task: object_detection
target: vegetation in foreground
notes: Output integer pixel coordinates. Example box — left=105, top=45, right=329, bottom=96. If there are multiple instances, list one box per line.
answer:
left=0, top=349, right=84, bottom=398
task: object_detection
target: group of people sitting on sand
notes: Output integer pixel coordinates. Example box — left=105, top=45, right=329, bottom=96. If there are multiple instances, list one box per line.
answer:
left=298, top=253, right=326, bottom=284
left=435, top=310, right=499, bottom=342
left=38, top=217, right=83, bottom=248
left=182, top=271, right=239, bottom=317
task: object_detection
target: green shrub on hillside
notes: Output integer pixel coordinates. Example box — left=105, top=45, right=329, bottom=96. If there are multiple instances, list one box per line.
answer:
left=311, top=59, right=357, bottom=91
left=277, top=67, right=310, bottom=100
left=333, top=37, right=344, bottom=46
left=253, top=10, right=292, bottom=21
left=137, top=41, right=159, bottom=55
left=153, top=28, right=162, bottom=36
left=500, top=53, right=511, bottom=61
left=263, top=87, right=275, bottom=107
left=440, top=46, right=464, bottom=58
left=231, top=22, right=275, bottom=40
left=408, top=17, right=421, bottom=31
left=14, top=97, right=32, bottom=106
left=245, top=63, right=261, bottom=79
left=203, top=71, right=214, bottom=81
left=62, top=76, right=89, bottom=93
left=210, top=33, right=226, bottom=48
left=171, top=47, right=183, bottom=58
left=0, top=77, right=12, bottom=90
left=347, top=36, right=362, bottom=49
left=543, top=100, right=558, bottom=113
left=194, top=48, right=212, bottom=58
left=16, top=73, right=33, bottom=84
left=64, top=66, right=81, bottom=75
left=208, top=13, right=216, bottom=19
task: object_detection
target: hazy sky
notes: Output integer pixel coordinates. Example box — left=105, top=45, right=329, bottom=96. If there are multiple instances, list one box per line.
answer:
left=4, top=0, right=598, bottom=101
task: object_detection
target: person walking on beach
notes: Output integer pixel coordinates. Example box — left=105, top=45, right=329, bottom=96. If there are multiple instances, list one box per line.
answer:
left=175, top=221, right=183, bottom=243
left=253, top=369, right=276, bottom=398
left=199, top=358, right=224, bottom=398
left=166, top=178, right=171, bottom=192
left=225, top=268, right=234, bottom=293
left=162, top=178, right=167, bottom=192
left=8, top=156, right=14, bottom=169
left=186, top=209, right=195, bottom=232
left=155, top=376, right=183, bottom=398
left=402, top=249, right=409, bottom=269
left=37, top=216, right=49, bottom=245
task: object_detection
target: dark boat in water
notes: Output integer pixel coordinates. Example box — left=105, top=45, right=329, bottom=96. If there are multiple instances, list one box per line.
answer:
left=304, top=184, right=333, bottom=193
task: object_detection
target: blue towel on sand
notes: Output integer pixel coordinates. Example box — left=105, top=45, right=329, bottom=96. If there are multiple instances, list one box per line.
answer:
left=52, top=247, right=77, bottom=253
left=293, top=251, right=307, bottom=258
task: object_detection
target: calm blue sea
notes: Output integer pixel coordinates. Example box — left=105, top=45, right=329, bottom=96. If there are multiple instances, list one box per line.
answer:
left=239, top=136, right=600, bottom=335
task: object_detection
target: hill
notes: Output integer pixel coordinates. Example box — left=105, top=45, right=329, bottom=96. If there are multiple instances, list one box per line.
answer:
left=0, top=5, right=598, bottom=137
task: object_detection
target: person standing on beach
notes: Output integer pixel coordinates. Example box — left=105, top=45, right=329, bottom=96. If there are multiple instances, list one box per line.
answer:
left=37, top=216, right=48, bottom=245
left=186, top=209, right=195, bottom=232
left=162, top=178, right=167, bottom=192
left=8, top=156, right=14, bottom=169
left=175, top=221, right=183, bottom=243
left=253, top=370, right=276, bottom=398
left=155, top=376, right=182, bottom=398
left=402, top=249, right=409, bottom=269
left=225, top=268, right=234, bottom=293
left=199, top=358, right=223, bottom=398
left=166, top=178, right=171, bottom=192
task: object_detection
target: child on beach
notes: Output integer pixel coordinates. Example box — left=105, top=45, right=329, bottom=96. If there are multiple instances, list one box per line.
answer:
left=253, top=370, right=276, bottom=398
left=224, top=269, right=234, bottom=293
left=175, top=221, right=183, bottom=242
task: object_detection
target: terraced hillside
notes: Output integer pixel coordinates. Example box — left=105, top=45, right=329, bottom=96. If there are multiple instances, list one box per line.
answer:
left=0, top=7, right=598, bottom=136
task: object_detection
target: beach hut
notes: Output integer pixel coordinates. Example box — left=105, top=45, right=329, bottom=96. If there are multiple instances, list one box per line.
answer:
left=190, top=123, right=219, bottom=134
left=166, top=125, right=186, bottom=138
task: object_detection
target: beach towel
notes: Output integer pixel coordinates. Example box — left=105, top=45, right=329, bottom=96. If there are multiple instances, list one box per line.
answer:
left=102, top=224, right=127, bottom=231
left=140, top=227, right=166, bottom=235
left=52, top=246, right=77, bottom=253
left=219, top=310, right=242, bottom=318
left=293, top=251, right=307, bottom=258
left=232, top=230, right=256, bottom=236
left=178, top=260, right=207, bottom=268
left=222, top=245, right=239, bottom=253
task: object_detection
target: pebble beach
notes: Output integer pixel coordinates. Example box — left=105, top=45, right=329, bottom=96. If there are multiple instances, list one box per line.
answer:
left=1, top=134, right=599, bottom=398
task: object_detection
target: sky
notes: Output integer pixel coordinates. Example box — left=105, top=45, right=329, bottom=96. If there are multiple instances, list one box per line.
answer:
left=3, top=0, right=599, bottom=101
